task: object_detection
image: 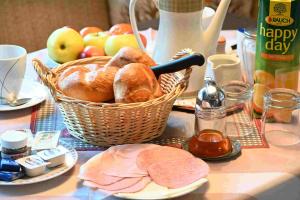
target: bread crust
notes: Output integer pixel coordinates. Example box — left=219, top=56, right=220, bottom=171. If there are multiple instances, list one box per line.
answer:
left=114, top=63, right=163, bottom=103
left=57, top=64, right=118, bottom=102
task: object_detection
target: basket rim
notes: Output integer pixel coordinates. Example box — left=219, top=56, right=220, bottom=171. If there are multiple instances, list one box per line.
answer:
left=54, top=72, right=185, bottom=108
left=34, top=55, right=189, bottom=108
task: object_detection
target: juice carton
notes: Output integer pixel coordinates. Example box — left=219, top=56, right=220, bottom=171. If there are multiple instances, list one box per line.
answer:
left=254, top=0, right=300, bottom=118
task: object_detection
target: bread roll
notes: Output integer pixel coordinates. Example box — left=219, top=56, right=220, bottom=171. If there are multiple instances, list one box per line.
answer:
left=57, top=64, right=118, bottom=102
left=114, top=63, right=163, bottom=103
left=105, top=47, right=156, bottom=68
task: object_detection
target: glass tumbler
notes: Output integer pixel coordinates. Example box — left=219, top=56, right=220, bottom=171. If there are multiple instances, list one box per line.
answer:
left=222, top=81, right=254, bottom=137
left=262, top=88, right=300, bottom=146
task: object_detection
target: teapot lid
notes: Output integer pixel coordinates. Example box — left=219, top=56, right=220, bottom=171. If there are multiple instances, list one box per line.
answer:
left=158, top=0, right=203, bottom=13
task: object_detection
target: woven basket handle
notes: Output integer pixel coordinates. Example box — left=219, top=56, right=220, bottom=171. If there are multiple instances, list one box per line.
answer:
left=171, top=49, right=202, bottom=90
left=32, top=58, right=59, bottom=101
left=178, top=67, right=193, bottom=90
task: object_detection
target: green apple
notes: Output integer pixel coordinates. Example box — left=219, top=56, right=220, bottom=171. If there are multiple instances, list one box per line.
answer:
left=104, top=34, right=140, bottom=56
left=83, top=32, right=110, bottom=50
left=47, top=27, right=84, bottom=63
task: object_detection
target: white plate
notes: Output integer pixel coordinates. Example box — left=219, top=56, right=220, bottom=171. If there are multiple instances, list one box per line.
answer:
left=114, top=178, right=208, bottom=200
left=0, top=144, right=78, bottom=185
left=0, top=79, right=47, bottom=111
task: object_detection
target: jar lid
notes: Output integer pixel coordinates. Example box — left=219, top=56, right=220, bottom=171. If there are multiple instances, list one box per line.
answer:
left=222, top=81, right=252, bottom=101
left=244, top=28, right=257, bottom=39
left=1, top=130, right=28, bottom=149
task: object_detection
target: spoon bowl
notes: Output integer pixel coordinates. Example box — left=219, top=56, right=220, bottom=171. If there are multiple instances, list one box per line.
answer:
left=0, top=97, right=31, bottom=107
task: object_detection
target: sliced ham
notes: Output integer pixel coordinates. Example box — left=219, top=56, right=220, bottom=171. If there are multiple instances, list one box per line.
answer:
left=100, top=144, right=157, bottom=177
left=136, top=146, right=194, bottom=171
left=83, top=177, right=142, bottom=191
left=147, top=157, right=209, bottom=189
left=79, top=144, right=210, bottom=194
left=94, top=177, right=152, bottom=194
left=79, top=152, right=123, bottom=185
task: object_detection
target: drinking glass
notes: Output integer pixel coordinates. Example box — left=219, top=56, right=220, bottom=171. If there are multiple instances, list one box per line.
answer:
left=262, top=88, right=300, bottom=146
left=222, top=81, right=254, bottom=137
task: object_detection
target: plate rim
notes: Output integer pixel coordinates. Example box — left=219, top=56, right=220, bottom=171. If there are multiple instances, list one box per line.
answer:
left=113, top=178, right=208, bottom=200
left=0, top=144, right=78, bottom=186
left=0, top=79, right=47, bottom=111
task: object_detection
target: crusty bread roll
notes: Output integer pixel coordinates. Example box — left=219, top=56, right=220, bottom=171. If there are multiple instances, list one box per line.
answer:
left=105, top=47, right=156, bottom=68
left=114, top=63, right=163, bottom=103
left=57, top=64, right=118, bottom=102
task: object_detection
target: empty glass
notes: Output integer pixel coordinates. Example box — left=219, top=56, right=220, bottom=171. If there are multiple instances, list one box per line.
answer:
left=222, top=81, right=254, bottom=137
left=262, top=88, right=300, bottom=146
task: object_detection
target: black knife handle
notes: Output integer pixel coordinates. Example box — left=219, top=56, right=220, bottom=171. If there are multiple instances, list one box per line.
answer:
left=151, top=53, right=205, bottom=77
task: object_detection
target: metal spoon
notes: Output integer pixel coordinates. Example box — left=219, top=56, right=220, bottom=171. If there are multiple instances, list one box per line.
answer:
left=0, top=97, right=31, bottom=107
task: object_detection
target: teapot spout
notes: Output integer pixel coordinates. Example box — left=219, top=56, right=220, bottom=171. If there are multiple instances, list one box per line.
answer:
left=204, top=0, right=231, bottom=56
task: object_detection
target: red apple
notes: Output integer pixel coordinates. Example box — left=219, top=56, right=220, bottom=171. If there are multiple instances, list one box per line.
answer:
left=80, top=26, right=103, bottom=37
left=109, top=23, right=133, bottom=35
left=125, top=31, right=147, bottom=47
left=79, top=46, right=105, bottom=58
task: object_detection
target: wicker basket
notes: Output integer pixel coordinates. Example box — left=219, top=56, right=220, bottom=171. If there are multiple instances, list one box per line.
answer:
left=32, top=56, right=191, bottom=147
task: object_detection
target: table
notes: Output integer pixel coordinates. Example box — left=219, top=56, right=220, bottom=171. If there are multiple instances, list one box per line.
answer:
left=1, top=31, right=300, bottom=200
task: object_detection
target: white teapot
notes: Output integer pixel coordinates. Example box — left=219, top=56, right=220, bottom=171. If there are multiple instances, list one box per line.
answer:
left=129, top=0, right=231, bottom=95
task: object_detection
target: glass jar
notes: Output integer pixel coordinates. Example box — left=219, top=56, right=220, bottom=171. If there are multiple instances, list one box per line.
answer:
left=237, top=28, right=256, bottom=85
left=222, top=81, right=254, bottom=137
left=188, top=80, right=232, bottom=158
left=262, top=88, right=300, bottom=146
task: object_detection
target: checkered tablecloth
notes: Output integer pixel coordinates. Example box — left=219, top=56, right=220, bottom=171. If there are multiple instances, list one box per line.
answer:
left=29, top=95, right=268, bottom=151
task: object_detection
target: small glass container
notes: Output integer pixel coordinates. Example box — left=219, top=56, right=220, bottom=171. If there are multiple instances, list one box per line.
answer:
left=188, top=80, right=232, bottom=158
left=222, top=81, right=254, bottom=137
left=262, top=88, right=300, bottom=146
left=1, top=130, right=29, bottom=160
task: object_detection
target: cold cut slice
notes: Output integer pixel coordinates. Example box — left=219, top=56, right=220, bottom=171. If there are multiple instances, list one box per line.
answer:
left=79, top=152, right=123, bottom=185
left=100, top=144, right=157, bottom=177
left=83, top=177, right=143, bottom=191
left=136, top=146, right=194, bottom=171
left=147, top=157, right=209, bottom=189
left=95, top=177, right=152, bottom=194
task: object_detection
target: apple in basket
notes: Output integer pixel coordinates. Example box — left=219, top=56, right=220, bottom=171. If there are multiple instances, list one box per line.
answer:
left=109, top=23, right=133, bottom=35
left=47, top=27, right=84, bottom=63
left=79, top=46, right=105, bottom=59
left=104, top=34, right=140, bottom=56
left=80, top=26, right=103, bottom=37
left=83, top=31, right=110, bottom=51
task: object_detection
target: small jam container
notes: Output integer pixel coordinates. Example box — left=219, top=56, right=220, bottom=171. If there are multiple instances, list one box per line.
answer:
left=1, top=130, right=29, bottom=160
left=16, top=155, right=48, bottom=177
left=37, top=146, right=67, bottom=168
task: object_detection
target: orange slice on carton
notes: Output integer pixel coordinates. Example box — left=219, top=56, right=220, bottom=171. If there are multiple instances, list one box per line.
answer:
left=254, top=70, right=275, bottom=88
left=275, top=70, right=299, bottom=90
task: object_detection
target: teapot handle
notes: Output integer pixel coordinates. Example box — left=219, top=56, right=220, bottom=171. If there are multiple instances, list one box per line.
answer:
left=129, top=0, right=146, bottom=52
